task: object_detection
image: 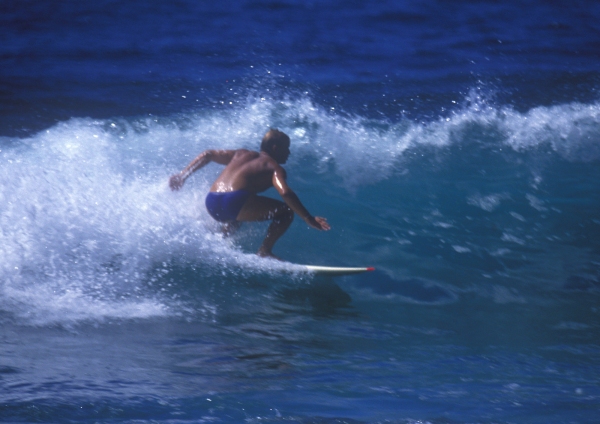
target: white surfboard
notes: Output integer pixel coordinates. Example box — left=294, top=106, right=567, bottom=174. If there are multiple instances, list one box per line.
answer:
left=299, top=265, right=375, bottom=276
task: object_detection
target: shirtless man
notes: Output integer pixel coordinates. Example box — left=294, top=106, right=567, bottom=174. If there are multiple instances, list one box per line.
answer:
left=169, top=129, right=330, bottom=259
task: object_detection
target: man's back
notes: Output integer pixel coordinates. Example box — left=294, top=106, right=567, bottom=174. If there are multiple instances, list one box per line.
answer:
left=210, top=149, right=283, bottom=194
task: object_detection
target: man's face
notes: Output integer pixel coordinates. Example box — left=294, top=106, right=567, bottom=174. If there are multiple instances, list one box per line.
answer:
left=274, top=141, right=291, bottom=164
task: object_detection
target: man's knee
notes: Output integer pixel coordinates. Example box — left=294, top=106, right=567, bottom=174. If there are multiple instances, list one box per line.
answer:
left=274, top=205, right=294, bottom=223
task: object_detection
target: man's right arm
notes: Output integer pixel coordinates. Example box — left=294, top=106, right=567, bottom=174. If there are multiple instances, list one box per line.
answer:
left=169, top=149, right=236, bottom=191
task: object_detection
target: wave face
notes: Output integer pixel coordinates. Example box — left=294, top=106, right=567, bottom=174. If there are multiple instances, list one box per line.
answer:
left=1, top=93, right=599, bottom=327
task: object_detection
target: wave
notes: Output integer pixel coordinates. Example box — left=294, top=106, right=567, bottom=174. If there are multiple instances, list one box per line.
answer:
left=1, top=92, right=598, bottom=325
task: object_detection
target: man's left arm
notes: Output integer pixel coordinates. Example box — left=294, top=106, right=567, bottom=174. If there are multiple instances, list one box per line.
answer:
left=272, top=168, right=331, bottom=231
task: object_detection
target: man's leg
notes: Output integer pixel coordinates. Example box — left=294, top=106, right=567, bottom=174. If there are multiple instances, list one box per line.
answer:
left=235, top=195, right=294, bottom=258
left=221, top=221, right=241, bottom=236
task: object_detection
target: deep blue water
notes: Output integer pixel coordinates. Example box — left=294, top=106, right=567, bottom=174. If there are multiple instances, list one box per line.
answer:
left=2, top=1, right=600, bottom=423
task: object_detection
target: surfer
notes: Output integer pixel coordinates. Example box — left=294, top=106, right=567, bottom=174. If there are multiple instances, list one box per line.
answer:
left=169, top=129, right=330, bottom=259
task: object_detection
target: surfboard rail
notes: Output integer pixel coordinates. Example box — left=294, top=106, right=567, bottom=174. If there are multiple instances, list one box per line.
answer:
left=299, top=265, right=375, bottom=276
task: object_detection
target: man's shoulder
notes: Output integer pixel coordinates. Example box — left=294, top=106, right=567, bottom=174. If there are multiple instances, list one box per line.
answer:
left=227, top=149, right=258, bottom=164
left=240, top=151, right=281, bottom=172
left=233, top=149, right=259, bottom=158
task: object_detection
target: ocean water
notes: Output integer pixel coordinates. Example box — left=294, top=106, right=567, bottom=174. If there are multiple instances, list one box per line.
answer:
left=2, top=1, right=600, bottom=423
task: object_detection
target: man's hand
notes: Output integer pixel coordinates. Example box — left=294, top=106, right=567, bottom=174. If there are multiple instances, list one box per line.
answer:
left=169, top=174, right=184, bottom=191
left=305, top=216, right=331, bottom=231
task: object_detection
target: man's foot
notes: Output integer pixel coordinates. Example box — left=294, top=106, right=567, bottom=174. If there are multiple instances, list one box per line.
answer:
left=257, top=248, right=282, bottom=261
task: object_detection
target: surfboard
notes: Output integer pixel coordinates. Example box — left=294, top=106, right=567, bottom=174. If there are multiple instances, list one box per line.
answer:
left=299, top=265, right=375, bottom=276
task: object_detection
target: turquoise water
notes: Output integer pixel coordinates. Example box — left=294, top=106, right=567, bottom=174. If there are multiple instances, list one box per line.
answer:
left=2, top=1, right=600, bottom=423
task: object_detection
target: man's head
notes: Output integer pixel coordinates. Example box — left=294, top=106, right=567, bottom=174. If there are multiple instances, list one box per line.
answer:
left=260, top=129, right=290, bottom=164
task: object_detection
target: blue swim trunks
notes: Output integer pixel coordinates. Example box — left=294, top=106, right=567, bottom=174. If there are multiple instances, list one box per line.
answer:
left=205, top=190, right=251, bottom=222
